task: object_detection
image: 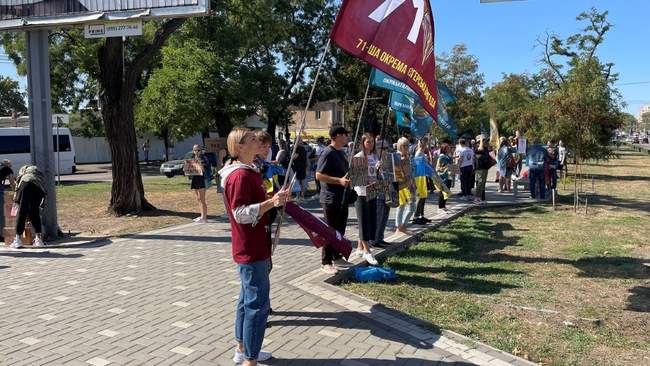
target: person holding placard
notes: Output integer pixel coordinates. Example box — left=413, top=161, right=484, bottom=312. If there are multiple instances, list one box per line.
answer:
left=188, top=144, right=212, bottom=224
left=352, top=133, right=379, bottom=265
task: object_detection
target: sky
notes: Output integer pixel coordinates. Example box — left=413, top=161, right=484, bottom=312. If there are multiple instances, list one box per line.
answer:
left=1, top=0, right=648, bottom=116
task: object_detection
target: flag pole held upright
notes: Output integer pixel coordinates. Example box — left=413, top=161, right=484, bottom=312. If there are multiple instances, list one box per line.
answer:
left=272, top=38, right=332, bottom=254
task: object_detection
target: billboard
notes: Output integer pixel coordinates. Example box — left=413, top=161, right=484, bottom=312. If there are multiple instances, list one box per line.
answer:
left=0, top=0, right=208, bottom=30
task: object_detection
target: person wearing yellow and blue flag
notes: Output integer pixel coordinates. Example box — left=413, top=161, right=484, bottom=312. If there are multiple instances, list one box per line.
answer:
left=412, top=138, right=432, bottom=225
left=394, top=137, right=417, bottom=235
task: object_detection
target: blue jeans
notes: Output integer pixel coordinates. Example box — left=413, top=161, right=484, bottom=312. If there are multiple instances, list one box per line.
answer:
left=529, top=168, right=545, bottom=200
left=235, top=260, right=270, bottom=361
left=374, top=195, right=390, bottom=242
left=395, top=196, right=416, bottom=227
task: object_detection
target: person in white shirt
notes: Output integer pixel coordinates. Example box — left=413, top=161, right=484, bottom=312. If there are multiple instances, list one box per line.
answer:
left=558, top=140, right=567, bottom=178
left=352, top=133, right=380, bottom=265
left=457, top=138, right=475, bottom=200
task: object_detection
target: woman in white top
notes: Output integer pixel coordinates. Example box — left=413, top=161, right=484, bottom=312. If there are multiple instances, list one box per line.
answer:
left=352, top=133, right=379, bottom=265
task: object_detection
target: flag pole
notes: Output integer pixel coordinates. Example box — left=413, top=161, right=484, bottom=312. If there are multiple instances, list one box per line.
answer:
left=341, top=72, right=372, bottom=208
left=272, top=38, right=332, bottom=254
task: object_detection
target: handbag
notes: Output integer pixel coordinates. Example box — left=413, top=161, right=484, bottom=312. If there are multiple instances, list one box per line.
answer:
left=344, top=187, right=357, bottom=206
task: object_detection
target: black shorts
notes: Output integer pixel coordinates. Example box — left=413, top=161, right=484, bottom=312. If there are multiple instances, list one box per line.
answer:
left=191, top=176, right=206, bottom=190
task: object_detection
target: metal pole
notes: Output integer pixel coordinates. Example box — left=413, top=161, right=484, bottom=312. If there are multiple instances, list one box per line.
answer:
left=272, top=38, right=332, bottom=253
left=56, top=117, right=61, bottom=186
left=26, top=29, right=58, bottom=239
left=552, top=188, right=556, bottom=211
left=340, top=72, right=373, bottom=208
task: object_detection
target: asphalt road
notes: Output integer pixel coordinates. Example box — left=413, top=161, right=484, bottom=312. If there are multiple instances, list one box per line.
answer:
left=59, top=162, right=166, bottom=184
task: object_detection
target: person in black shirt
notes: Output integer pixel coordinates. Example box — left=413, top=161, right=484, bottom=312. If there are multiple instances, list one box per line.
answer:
left=316, top=126, right=353, bottom=274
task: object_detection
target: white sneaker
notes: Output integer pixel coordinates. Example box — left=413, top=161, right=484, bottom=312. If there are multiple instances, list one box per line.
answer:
left=193, top=217, right=202, bottom=222
left=196, top=219, right=207, bottom=224
left=233, top=348, right=272, bottom=364
left=353, top=249, right=363, bottom=258
left=33, top=236, right=45, bottom=247
left=10, top=236, right=22, bottom=249
left=321, top=264, right=338, bottom=274
left=332, top=259, right=354, bottom=269
left=362, top=253, right=378, bottom=266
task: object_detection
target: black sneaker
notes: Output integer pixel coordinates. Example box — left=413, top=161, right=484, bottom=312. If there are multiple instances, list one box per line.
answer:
left=373, top=240, right=391, bottom=248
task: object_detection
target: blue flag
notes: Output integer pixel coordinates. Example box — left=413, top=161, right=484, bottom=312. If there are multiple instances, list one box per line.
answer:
left=371, top=68, right=419, bottom=99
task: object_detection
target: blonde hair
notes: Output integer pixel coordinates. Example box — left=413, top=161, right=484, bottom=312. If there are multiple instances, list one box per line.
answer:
left=396, top=137, right=410, bottom=153
left=227, top=128, right=251, bottom=159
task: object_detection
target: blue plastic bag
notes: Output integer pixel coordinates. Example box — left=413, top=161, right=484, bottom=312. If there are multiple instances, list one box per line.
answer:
left=353, top=266, right=397, bottom=283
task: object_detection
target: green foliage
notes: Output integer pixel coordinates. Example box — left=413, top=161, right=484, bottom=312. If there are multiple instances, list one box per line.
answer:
left=69, top=108, right=104, bottom=138
left=484, top=73, right=537, bottom=137
left=436, top=44, right=488, bottom=135
left=0, top=76, right=27, bottom=115
left=136, top=41, right=213, bottom=142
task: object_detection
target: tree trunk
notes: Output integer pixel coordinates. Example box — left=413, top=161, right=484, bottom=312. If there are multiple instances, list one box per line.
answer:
left=99, top=37, right=154, bottom=215
left=97, top=19, right=184, bottom=215
left=162, top=128, right=170, bottom=162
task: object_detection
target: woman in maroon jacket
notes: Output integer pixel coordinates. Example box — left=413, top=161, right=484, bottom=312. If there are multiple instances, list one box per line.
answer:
left=218, top=128, right=289, bottom=366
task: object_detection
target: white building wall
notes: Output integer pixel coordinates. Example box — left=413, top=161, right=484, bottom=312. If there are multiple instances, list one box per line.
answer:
left=73, top=134, right=204, bottom=164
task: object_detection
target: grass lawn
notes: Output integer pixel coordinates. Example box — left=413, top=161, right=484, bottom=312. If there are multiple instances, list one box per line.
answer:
left=343, top=146, right=650, bottom=365
left=56, top=176, right=226, bottom=238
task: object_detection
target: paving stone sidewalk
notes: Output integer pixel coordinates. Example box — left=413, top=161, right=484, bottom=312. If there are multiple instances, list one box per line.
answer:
left=0, top=180, right=540, bottom=366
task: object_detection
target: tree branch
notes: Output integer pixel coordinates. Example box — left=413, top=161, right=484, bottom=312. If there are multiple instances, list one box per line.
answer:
left=126, top=18, right=186, bottom=93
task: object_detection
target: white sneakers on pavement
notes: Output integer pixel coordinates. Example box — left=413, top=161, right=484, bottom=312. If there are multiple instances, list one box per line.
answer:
left=33, top=235, right=45, bottom=247
left=321, top=264, right=338, bottom=274
left=10, top=236, right=22, bottom=249
left=362, top=253, right=378, bottom=266
left=233, top=348, right=272, bottom=364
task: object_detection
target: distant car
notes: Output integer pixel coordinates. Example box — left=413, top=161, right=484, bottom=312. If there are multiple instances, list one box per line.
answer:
left=159, top=151, right=194, bottom=178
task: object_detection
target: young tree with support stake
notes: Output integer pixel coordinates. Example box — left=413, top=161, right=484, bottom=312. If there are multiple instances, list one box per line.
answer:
left=535, top=8, right=624, bottom=211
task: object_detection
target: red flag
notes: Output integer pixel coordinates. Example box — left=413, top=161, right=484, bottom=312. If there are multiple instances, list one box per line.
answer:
left=331, top=0, right=439, bottom=119
left=284, top=202, right=353, bottom=259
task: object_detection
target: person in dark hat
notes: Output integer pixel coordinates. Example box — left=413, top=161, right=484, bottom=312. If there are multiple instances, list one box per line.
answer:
left=315, top=126, right=354, bottom=274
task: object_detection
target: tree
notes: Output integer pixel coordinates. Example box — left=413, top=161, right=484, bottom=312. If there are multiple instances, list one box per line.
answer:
left=484, top=73, right=538, bottom=137
left=135, top=41, right=214, bottom=160
left=536, top=8, right=624, bottom=210
left=1, top=20, right=184, bottom=215
left=0, top=76, right=27, bottom=116
left=436, top=44, right=488, bottom=135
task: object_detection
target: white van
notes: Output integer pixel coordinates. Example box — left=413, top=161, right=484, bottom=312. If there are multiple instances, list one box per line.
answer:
left=0, top=127, right=76, bottom=175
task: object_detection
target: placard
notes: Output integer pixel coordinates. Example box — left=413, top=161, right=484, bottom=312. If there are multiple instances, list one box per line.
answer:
left=205, top=138, right=227, bottom=154
left=183, top=159, right=204, bottom=176
left=380, top=153, right=396, bottom=182
left=349, top=156, right=368, bottom=188
left=518, top=138, right=527, bottom=155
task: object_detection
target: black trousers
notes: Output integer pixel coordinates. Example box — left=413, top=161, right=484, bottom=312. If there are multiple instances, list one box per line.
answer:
left=460, top=166, right=474, bottom=196
left=321, top=201, right=348, bottom=265
left=438, top=179, right=452, bottom=208
left=415, top=198, right=426, bottom=218
left=16, top=182, right=44, bottom=236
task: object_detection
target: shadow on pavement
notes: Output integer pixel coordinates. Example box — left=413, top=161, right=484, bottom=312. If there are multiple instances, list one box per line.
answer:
left=269, top=307, right=440, bottom=350
left=265, top=358, right=474, bottom=365
left=0, top=251, right=83, bottom=259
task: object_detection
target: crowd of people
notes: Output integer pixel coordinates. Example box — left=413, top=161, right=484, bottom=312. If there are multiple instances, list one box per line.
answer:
left=213, top=127, right=570, bottom=364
